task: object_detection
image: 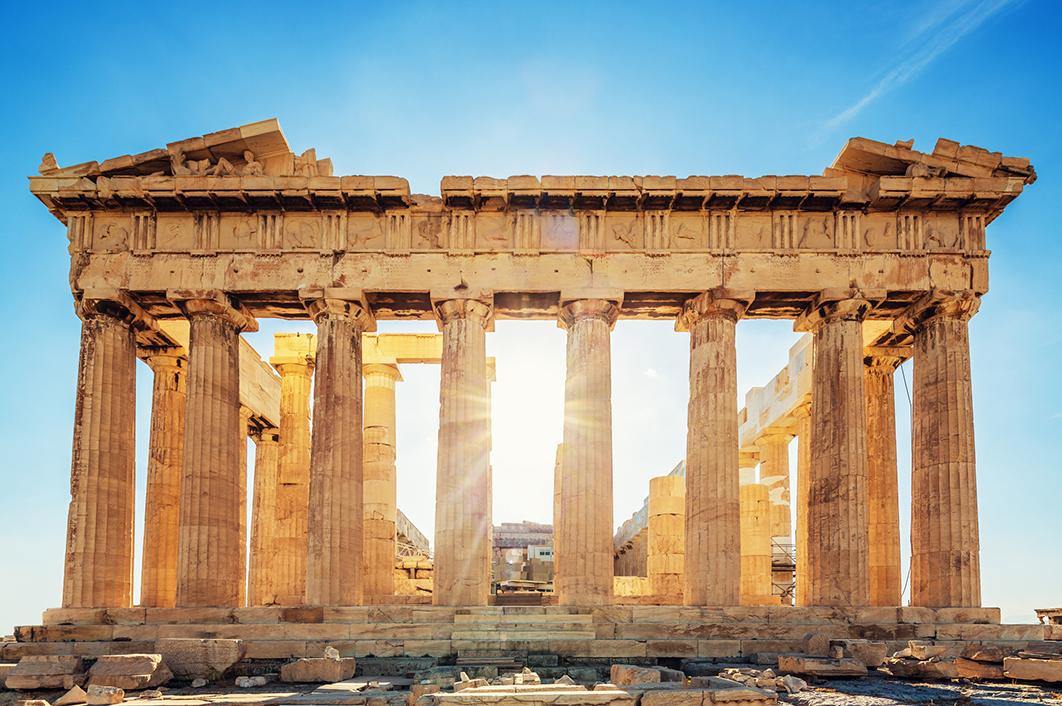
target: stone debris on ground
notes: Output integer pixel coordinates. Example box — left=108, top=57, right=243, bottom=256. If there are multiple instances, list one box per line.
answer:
left=87, top=655, right=172, bottom=691
left=53, top=686, right=87, bottom=706
left=135, top=691, right=163, bottom=700
left=15, top=700, right=50, bottom=706
left=84, top=685, right=123, bottom=706
left=710, top=668, right=808, bottom=695
left=189, top=679, right=207, bottom=689
left=777, top=655, right=868, bottom=678
left=5, top=657, right=86, bottom=691
left=451, top=673, right=488, bottom=692
left=234, top=675, right=271, bottom=688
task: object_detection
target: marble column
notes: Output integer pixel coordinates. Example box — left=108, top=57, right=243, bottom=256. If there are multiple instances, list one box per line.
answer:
left=792, top=402, right=812, bottom=607
left=802, top=297, right=871, bottom=607
left=248, top=427, right=280, bottom=606
left=739, top=474, right=773, bottom=606
left=237, top=406, right=252, bottom=606
left=681, top=292, right=745, bottom=606
left=305, top=298, right=373, bottom=606
left=63, top=298, right=139, bottom=608
left=270, top=342, right=314, bottom=606
left=556, top=299, right=619, bottom=605
left=864, top=351, right=903, bottom=606
left=908, top=294, right=981, bottom=607
left=757, top=431, right=793, bottom=541
left=362, top=363, right=401, bottom=600
left=433, top=298, right=493, bottom=606
left=140, top=349, right=186, bottom=608
left=647, top=475, right=685, bottom=600
left=552, top=444, right=563, bottom=586
left=174, top=292, right=255, bottom=607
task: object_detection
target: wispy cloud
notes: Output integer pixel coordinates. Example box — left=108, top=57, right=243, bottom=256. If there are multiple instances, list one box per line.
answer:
left=821, top=0, right=1018, bottom=135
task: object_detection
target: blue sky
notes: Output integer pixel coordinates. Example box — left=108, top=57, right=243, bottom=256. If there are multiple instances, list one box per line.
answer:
left=0, top=1, right=1059, bottom=630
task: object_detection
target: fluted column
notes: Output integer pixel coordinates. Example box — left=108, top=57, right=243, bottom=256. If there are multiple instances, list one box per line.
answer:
left=907, top=293, right=981, bottom=607
left=63, top=297, right=139, bottom=608
left=739, top=475, right=773, bottom=606
left=757, top=431, right=793, bottom=541
left=140, top=349, right=186, bottom=608
left=792, top=402, right=812, bottom=607
left=237, top=405, right=252, bottom=606
left=801, top=296, right=871, bottom=607
left=552, top=444, right=563, bottom=587
left=270, top=336, right=315, bottom=605
left=433, top=298, right=493, bottom=606
left=647, top=475, right=685, bottom=600
left=681, top=291, right=746, bottom=606
left=363, top=363, right=402, bottom=600
left=864, top=351, right=903, bottom=606
left=556, top=298, right=619, bottom=605
left=174, top=291, right=256, bottom=607
left=305, top=298, right=374, bottom=606
left=248, top=427, right=280, bottom=605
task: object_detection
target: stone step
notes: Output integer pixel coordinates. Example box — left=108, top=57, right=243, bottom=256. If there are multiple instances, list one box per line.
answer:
left=451, top=630, right=598, bottom=641
left=454, top=613, right=593, bottom=625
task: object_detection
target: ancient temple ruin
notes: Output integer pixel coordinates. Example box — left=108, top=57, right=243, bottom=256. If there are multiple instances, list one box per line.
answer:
left=13, top=118, right=1048, bottom=664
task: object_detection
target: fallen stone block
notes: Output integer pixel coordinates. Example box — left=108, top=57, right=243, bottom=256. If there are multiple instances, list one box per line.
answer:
left=955, top=657, right=1004, bottom=680
left=553, top=675, right=576, bottom=686
left=409, top=683, right=440, bottom=706
left=16, top=700, right=50, bottom=706
left=6, top=656, right=86, bottom=690
left=831, top=639, right=888, bottom=667
left=882, top=656, right=959, bottom=679
left=1, top=662, right=16, bottom=687
left=960, top=645, right=1009, bottom=663
left=190, top=679, right=207, bottom=689
left=154, top=639, right=244, bottom=679
left=903, top=640, right=960, bottom=660
left=777, top=655, right=867, bottom=678
left=87, top=655, right=172, bottom=691
left=640, top=684, right=777, bottom=704
left=1003, top=656, right=1062, bottom=683
left=452, top=677, right=489, bottom=692
left=235, top=675, right=271, bottom=688
left=280, top=657, right=357, bottom=683
left=609, top=664, right=661, bottom=685
left=85, top=686, right=123, bottom=705
left=55, top=686, right=88, bottom=706
left=138, top=691, right=163, bottom=700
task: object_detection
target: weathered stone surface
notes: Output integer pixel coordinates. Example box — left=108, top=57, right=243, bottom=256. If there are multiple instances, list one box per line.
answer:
left=904, top=640, right=961, bottom=660
left=955, top=657, right=1004, bottom=680
left=87, top=654, right=171, bottom=690
left=6, top=656, right=85, bottom=690
left=882, top=656, right=959, bottom=679
left=236, top=675, right=271, bottom=687
left=831, top=639, right=888, bottom=667
left=85, top=685, right=123, bottom=705
left=54, top=686, right=88, bottom=706
left=1003, top=656, right=1062, bottom=683
left=0, top=662, right=15, bottom=687
left=777, top=655, right=866, bottom=678
left=154, top=639, right=244, bottom=679
left=280, top=657, right=357, bottom=683
left=609, top=664, right=661, bottom=685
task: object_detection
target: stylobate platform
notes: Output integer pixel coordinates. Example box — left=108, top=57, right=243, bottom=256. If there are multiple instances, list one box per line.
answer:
left=7, top=606, right=1058, bottom=663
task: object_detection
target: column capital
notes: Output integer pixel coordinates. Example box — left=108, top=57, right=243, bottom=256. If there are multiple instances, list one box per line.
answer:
left=301, top=289, right=376, bottom=331
left=363, top=362, right=403, bottom=383
left=558, top=298, right=620, bottom=329
left=794, top=289, right=880, bottom=332
left=791, top=399, right=812, bottom=421
left=863, top=347, right=907, bottom=371
left=270, top=332, right=316, bottom=372
left=76, top=288, right=157, bottom=331
left=894, top=290, right=980, bottom=334
left=433, top=297, right=494, bottom=330
left=675, top=289, right=752, bottom=331
left=756, top=428, right=794, bottom=448
left=142, top=346, right=187, bottom=373
left=167, top=289, right=258, bottom=332
left=250, top=426, right=279, bottom=445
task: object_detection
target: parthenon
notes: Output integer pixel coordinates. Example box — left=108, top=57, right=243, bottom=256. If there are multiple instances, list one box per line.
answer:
left=11, top=118, right=1048, bottom=667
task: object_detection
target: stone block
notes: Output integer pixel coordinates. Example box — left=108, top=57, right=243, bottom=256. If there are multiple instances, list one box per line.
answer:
left=776, top=655, right=866, bottom=678
left=18, top=699, right=51, bottom=706
left=696, top=641, right=741, bottom=659
left=409, top=683, right=441, bottom=706
left=609, top=664, right=660, bottom=685
left=85, top=685, right=124, bottom=705
left=5, top=656, right=85, bottom=690
left=882, top=657, right=959, bottom=679
left=154, top=638, right=245, bottom=679
left=830, top=639, right=888, bottom=667
left=87, top=654, right=172, bottom=690
left=54, top=686, right=88, bottom=706
left=1003, top=656, right=1062, bottom=683
left=0, top=662, right=15, bottom=687
left=935, top=607, right=1000, bottom=624
left=955, top=657, right=1004, bottom=680
left=235, top=675, right=271, bottom=687
left=903, top=640, right=961, bottom=660
left=280, top=657, right=357, bottom=683
left=897, top=607, right=936, bottom=624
